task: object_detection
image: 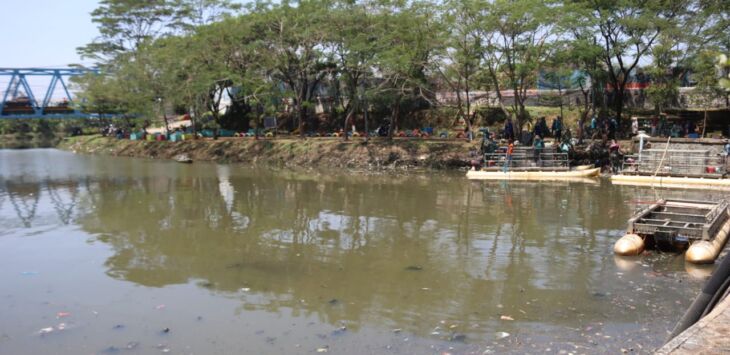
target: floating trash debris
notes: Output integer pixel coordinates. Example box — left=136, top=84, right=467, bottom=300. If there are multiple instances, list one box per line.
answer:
left=495, top=332, right=510, bottom=339
left=101, top=346, right=120, bottom=353
left=156, top=343, right=171, bottom=353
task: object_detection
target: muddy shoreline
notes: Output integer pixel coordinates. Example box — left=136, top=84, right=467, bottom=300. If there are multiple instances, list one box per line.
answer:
left=58, top=135, right=480, bottom=170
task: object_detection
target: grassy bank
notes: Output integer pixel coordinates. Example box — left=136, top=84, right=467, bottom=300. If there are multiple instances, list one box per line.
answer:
left=59, top=135, right=481, bottom=170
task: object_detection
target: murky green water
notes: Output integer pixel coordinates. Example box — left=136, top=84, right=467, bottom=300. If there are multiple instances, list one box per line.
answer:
left=0, top=149, right=720, bottom=354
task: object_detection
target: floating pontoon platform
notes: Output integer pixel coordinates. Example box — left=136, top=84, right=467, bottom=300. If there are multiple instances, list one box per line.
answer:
left=469, top=146, right=599, bottom=181
left=610, top=175, right=730, bottom=190
left=613, top=148, right=730, bottom=190
left=614, top=199, right=730, bottom=264
left=466, top=166, right=600, bottom=181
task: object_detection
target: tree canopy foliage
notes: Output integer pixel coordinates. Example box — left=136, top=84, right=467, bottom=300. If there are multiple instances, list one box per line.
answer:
left=74, top=0, right=730, bottom=137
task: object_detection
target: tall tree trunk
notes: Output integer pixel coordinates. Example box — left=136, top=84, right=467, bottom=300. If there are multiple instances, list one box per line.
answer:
left=614, top=84, right=626, bottom=131
left=387, top=97, right=401, bottom=140
left=343, top=108, right=353, bottom=141
left=465, top=84, right=473, bottom=141
left=296, top=98, right=305, bottom=139
left=255, top=113, right=262, bottom=140
left=160, top=99, right=170, bottom=136
left=516, top=96, right=527, bottom=137
left=363, top=92, right=369, bottom=143
left=299, top=108, right=306, bottom=138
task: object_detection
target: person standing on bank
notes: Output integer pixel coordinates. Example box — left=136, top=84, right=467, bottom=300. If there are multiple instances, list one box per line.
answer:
left=533, top=135, right=544, bottom=164
left=504, top=118, right=515, bottom=142
left=631, top=117, right=639, bottom=136
left=552, top=116, right=562, bottom=141
left=504, top=140, right=515, bottom=172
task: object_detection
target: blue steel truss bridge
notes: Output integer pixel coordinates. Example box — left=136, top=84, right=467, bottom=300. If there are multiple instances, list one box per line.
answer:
left=1, top=67, right=99, bottom=119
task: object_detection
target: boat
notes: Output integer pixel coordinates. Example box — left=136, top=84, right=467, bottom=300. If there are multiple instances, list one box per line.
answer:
left=614, top=199, right=730, bottom=264
left=466, top=166, right=600, bottom=181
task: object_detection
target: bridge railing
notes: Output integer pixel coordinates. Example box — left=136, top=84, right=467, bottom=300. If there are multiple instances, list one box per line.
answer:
left=0, top=67, right=101, bottom=119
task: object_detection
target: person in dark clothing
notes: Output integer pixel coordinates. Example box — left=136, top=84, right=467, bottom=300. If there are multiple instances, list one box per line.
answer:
left=533, top=135, right=544, bottom=163
left=481, top=133, right=498, bottom=165
left=552, top=116, right=562, bottom=140
left=533, top=117, right=544, bottom=138
left=530, top=117, right=537, bottom=136
left=608, top=118, right=617, bottom=140
left=377, top=121, right=390, bottom=137
left=504, top=118, right=514, bottom=142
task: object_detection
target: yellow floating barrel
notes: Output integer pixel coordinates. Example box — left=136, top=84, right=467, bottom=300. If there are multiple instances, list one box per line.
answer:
left=686, top=219, right=730, bottom=264
left=614, top=234, right=645, bottom=256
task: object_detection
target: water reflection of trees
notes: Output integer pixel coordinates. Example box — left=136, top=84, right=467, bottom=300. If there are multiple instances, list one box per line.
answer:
left=75, top=168, right=700, bottom=337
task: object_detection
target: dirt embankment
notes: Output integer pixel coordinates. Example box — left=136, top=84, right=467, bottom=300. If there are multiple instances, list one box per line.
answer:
left=59, top=135, right=480, bottom=170
left=0, top=134, right=62, bottom=149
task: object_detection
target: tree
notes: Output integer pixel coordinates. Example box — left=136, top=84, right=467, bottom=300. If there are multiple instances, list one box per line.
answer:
left=374, top=0, right=442, bottom=139
left=173, top=0, right=241, bottom=30
left=477, top=0, right=559, bottom=134
left=693, top=51, right=730, bottom=136
left=256, top=1, right=336, bottom=138
left=437, top=0, right=485, bottom=140
left=644, top=38, right=681, bottom=114
left=326, top=1, right=380, bottom=140
left=72, top=73, right=134, bottom=128
left=78, top=0, right=184, bottom=63
left=582, top=0, right=684, bottom=130
left=541, top=51, right=576, bottom=122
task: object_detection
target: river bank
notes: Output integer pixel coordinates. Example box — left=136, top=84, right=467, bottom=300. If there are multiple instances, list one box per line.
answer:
left=59, top=135, right=479, bottom=170
left=0, top=133, right=62, bottom=149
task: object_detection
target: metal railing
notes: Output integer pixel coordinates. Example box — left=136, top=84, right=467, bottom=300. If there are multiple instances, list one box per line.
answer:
left=483, top=149, right=569, bottom=170
left=622, top=151, right=727, bottom=177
